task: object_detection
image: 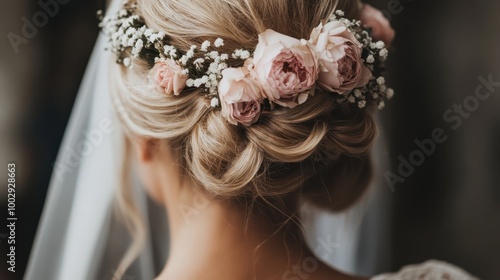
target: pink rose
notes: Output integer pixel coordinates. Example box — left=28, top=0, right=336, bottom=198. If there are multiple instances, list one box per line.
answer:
left=219, top=67, right=262, bottom=126
left=152, top=58, right=188, bottom=96
left=249, top=29, right=318, bottom=108
left=359, top=4, right=395, bottom=47
left=311, top=21, right=372, bottom=94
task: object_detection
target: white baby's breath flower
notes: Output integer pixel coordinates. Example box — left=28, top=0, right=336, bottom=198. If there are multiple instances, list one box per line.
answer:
left=169, top=49, right=177, bottom=58
left=193, top=79, right=203, bottom=87
left=181, top=69, right=189, bottom=75
left=201, top=40, right=211, bottom=51
left=194, top=58, right=205, bottom=69
left=366, top=55, right=375, bottom=64
left=240, top=50, right=250, bottom=59
left=354, top=89, right=362, bottom=98
left=358, top=100, right=367, bottom=108
left=214, top=38, right=224, bottom=48
left=127, top=37, right=135, bottom=47
left=375, top=41, right=385, bottom=49
left=335, top=10, right=345, bottom=17
left=232, top=49, right=242, bottom=59
left=209, top=51, right=219, bottom=59
left=379, top=48, right=389, bottom=58
left=135, top=39, right=143, bottom=51
left=144, top=29, right=153, bottom=37
left=376, top=77, right=386, bottom=85
left=378, top=101, right=385, bottom=110
left=163, top=45, right=174, bottom=55
left=123, top=57, right=131, bottom=67
left=218, top=62, right=228, bottom=71
left=208, top=62, right=218, bottom=73
left=148, top=34, right=158, bottom=43
left=211, top=97, right=219, bottom=107
left=386, top=88, right=395, bottom=99
left=220, top=53, right=229, bottom=60
left=126, top=27, right=136, bottom=36
left=201, top=75, right=209, bottom=83
left=179, top=55, right=189, bottom=66
left=347, top=95, right=356, bottom=103
left=186, top=79, right=195, bottom=87
left=373, top=93, right=379, bottom=99
left=379, top=85, right=387, bottom=92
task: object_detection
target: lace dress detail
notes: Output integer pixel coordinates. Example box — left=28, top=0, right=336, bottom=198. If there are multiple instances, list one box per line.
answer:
left=371, top=260, right=478, bottom=280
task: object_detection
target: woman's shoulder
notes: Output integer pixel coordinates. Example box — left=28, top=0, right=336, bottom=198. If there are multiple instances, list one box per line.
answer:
left=370, top=260, right=478, bottom=280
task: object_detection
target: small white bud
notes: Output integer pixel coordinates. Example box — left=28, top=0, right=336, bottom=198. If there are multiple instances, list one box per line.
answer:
left=123, top=57, right=131, bottom=67
left=386, top=88, right=395, bottom=99
left=240, top=50, right=250, bottom=59
left=366, top=55, right=375, bottom=64
left=358, top=100, right=367, bottom=108
left=375, top=41, right=385, bottom=49
left=376, top=76, right=386, bottom=85
left=201, top=40, right=211, bottom=51
left=211, top=97, right=219, bottom=107
left=378, top=101, right=386, bottom=110
left=354, top=89, right=362, bottom=98
left=214, top=38, right=224, bottom=48
left=379, top=48, right=389, bottom=58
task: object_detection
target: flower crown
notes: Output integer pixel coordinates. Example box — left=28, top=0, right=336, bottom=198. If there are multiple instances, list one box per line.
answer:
left=99, top=3, right=395, bottom=126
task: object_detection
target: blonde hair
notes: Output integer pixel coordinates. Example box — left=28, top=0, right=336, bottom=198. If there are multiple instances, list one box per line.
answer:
left=110, top=0, right=376, bottom=276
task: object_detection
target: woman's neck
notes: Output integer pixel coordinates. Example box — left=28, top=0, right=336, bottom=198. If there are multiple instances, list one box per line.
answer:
left=151, top=160, right=366, bottom=280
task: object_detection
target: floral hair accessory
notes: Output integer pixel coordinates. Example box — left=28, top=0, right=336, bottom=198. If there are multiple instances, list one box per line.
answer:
left=151, top=58, right=189, bottom=96
left=99, top=4, right=395, bottom=126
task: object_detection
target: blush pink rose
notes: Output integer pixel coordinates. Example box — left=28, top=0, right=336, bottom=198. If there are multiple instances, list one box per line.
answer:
left=219, top=67, right=262, bottom=126
left=152, top=58, right=188, bottom=96
left=249, top=29, right=318, bottom=108
left=359, top=4, right=395, bottom=47
left=310, top=21, right=372, bottom=94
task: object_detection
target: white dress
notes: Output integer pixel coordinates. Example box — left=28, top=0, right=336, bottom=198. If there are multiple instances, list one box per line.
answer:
left=371, top=260, right=478, bottom=280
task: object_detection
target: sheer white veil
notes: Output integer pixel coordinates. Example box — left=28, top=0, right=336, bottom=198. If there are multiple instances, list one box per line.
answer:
left=25, top=0, right=391, bottom=279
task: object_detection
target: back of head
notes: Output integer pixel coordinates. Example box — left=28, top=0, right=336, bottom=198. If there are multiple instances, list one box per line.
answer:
left=111, top=0, right=376, bottom=213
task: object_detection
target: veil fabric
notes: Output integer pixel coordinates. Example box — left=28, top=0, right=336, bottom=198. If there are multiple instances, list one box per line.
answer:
left=25, top=0, right=390, bottom=279
left=25, top=1, right=165, bottom=279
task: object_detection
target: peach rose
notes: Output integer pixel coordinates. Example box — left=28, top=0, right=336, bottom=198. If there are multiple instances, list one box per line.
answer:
left=249, top=29, right=318, bottom=108
left=311, top=21, right=372, bottom=94
left=152, top=58, right=188, bottom=96
left=219, top=67, right=262, bottom=126
left=359, top=4, right=395, bottom=47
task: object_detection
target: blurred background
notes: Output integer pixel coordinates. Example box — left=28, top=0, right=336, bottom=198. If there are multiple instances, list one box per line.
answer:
left=0, top=0, right=499, bottom=279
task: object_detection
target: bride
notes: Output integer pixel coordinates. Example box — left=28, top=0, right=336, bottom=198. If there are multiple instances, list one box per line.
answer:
left=26, top=0, right=477, bottom=279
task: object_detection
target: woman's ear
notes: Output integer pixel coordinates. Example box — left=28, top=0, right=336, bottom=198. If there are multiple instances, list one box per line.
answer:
left=132, top=137, right=158, bottom=163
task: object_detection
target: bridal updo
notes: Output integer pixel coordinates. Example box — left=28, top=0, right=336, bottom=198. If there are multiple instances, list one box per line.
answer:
left=111, top=0, right=375, bottom=225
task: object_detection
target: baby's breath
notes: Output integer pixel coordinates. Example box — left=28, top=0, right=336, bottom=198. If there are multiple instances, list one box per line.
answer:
left=100, top=4, right=394, bottom=121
